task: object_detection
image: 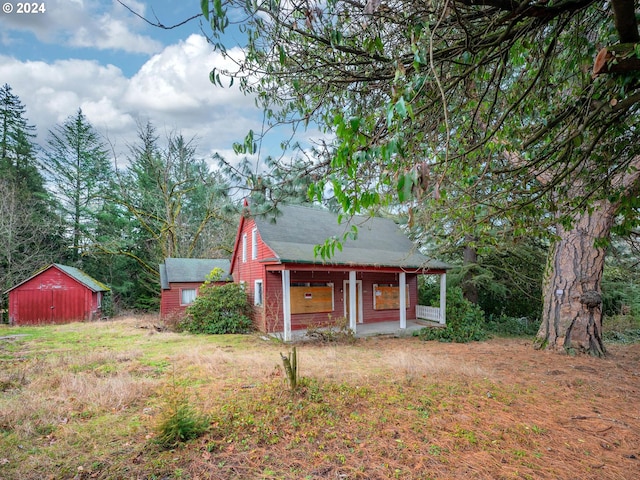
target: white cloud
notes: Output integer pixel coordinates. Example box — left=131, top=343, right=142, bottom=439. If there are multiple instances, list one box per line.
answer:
left=0, top=55, right=129, bottom=129
left=71, top=13, right=162, bottom=54
left=125, top=35, right=249, bottom=112
left=0, top=0, right=162, bottom=54
left=0, top=34, right=271, bottom=167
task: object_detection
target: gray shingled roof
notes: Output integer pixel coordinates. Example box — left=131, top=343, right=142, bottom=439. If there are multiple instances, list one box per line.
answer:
left=254, top=205, right=450, bottom=270
left=160, top=258, right=232, bottom=289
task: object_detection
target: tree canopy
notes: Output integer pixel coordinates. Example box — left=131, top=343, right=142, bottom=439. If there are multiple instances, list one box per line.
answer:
left=197, top=0, right=640, bottom=354
left=201, top=0, right=639, bottom=217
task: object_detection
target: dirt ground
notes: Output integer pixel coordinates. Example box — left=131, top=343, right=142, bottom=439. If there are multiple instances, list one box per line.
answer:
left=338, top=336, right=640, bottom=479
left=179, top=333, right=640, bottom=480
left=1, top=319, right=639, bottom=479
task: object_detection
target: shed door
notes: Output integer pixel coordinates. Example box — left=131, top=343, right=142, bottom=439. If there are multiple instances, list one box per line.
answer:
left=15, top=288, right=86, bottom=324
left=16, top=290, right=52, bottom=324
left=52, top=288, right=85, bottom=322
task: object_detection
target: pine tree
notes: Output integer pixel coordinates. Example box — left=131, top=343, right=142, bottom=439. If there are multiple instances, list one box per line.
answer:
left=0, top=84, right=45, bottom=195
left=42, top=109, right=111, bottom=263
left=0, top=85, right=64, bottom=321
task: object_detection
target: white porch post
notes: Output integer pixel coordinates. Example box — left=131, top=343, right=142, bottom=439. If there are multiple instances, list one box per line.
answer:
left=349, top=270, right=357, bottom=332
left=439, top=273, right=447, bottom=325
left=282, top=269, right=291, bottom=341
left=399, top=272, right=407, bottom=329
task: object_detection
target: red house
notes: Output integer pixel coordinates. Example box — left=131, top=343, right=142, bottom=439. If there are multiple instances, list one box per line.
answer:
left=231, top=204, right=449, bottom=340
left=159, top=258, right=232, bottom=319
left=5, top=264, right=110, bottom=325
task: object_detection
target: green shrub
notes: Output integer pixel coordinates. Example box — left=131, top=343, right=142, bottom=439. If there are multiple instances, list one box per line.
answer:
left=418, top=240, right=546, bottom=321
left=181, top=283, right=253, bottom=334
left=602, top=265, right=640, bottom=317
left=155, top=379, right=210, bottom=449
left=101, top=290, right=116, bottom=318
left=416, top=287, right=487, bottom=343
left=485, top=314, right=540, bottom=336
left=604, top=329, right=640, bottom=343
left=603, top=314, right=640, bottom=344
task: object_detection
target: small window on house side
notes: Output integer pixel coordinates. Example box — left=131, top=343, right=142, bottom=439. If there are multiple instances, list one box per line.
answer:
left=181, top=288, right=197, bottom=305
left=97, top=292, right=102, bottom=308
left=251, top=227, right=258, bottom=260
left=242, top=233, right=247, bottom=262
left=254, top=279, right=263, bottom=306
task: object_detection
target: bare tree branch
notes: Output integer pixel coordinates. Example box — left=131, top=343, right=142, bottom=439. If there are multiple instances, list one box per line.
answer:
left=116, top=0, right=202, bottom=30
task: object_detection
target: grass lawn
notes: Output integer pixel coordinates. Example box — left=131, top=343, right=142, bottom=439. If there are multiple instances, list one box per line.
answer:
left=1, top=315, right=639, bottom=479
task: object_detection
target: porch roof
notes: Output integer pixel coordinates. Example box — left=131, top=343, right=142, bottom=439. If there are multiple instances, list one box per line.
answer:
left=254, top=205, right=450, bottom=271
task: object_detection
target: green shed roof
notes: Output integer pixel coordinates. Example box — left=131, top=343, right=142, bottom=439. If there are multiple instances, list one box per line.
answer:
left=4, top=264, right=110, bottom=294
left=53, top=264, right=111, bottom=292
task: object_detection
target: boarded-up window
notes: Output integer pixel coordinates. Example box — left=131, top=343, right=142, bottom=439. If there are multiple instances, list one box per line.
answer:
left=290, top=283, right=334, bottom=314
left=373, top=284, right=409, bottom=310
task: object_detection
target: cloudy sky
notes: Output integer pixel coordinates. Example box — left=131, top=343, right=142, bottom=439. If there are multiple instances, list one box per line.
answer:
left=0, top=0, right=281, bottom=169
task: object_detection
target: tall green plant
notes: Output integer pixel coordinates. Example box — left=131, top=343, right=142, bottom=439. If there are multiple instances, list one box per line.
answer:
left=155, top=375, right=210, bottom=449
left=280, top=347, right=299, bottom=392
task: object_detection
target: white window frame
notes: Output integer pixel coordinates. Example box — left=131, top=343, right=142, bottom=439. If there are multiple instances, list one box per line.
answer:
left=254, top=279, right=263, bottom=306
left=180, top=288, right=197, bottom=306
left=251, top=227, right=258, bottom=260
left=242, top=233, right=247, bottom=263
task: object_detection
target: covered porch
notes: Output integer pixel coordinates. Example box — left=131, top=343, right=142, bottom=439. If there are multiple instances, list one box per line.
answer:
left=276, top=266, right=447, bottom=342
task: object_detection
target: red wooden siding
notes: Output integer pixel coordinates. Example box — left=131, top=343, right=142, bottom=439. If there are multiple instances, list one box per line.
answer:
left=160, top=281, right=228, bottom=318
left=8, top=267, right=101, bottom=325
left=231, top=217, right=277, bottom=331
left=161, top=281, right=200, bottom=318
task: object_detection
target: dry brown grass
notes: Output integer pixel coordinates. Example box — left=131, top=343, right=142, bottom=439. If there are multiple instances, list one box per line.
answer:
left=0, top=316, right=639, bottom=479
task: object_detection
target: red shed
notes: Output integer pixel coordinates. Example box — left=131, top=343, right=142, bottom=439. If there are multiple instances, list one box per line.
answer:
left=5, top=264, right=110, bottom=325
left=159, top=258, right=232, bottom=319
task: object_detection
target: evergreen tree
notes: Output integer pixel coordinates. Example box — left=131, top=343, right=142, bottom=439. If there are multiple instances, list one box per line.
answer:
left=97, top=122, right=236, bottom=311
left=0, top=84, right=35, bottom=167
left=0, top=84, right=47, bottom=198
left=0, top=85, right=64, bottom=321
left=42, top=109, right=112, bottom=264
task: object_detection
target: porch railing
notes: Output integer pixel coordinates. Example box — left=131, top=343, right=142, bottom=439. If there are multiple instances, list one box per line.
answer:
left=416, top=305, right=445, bottom=324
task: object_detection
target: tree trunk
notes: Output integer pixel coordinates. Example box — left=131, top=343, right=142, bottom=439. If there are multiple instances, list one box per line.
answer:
left=462, top=239, right=479, bottom=304
left=536, top=200, right=615, bottom=356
